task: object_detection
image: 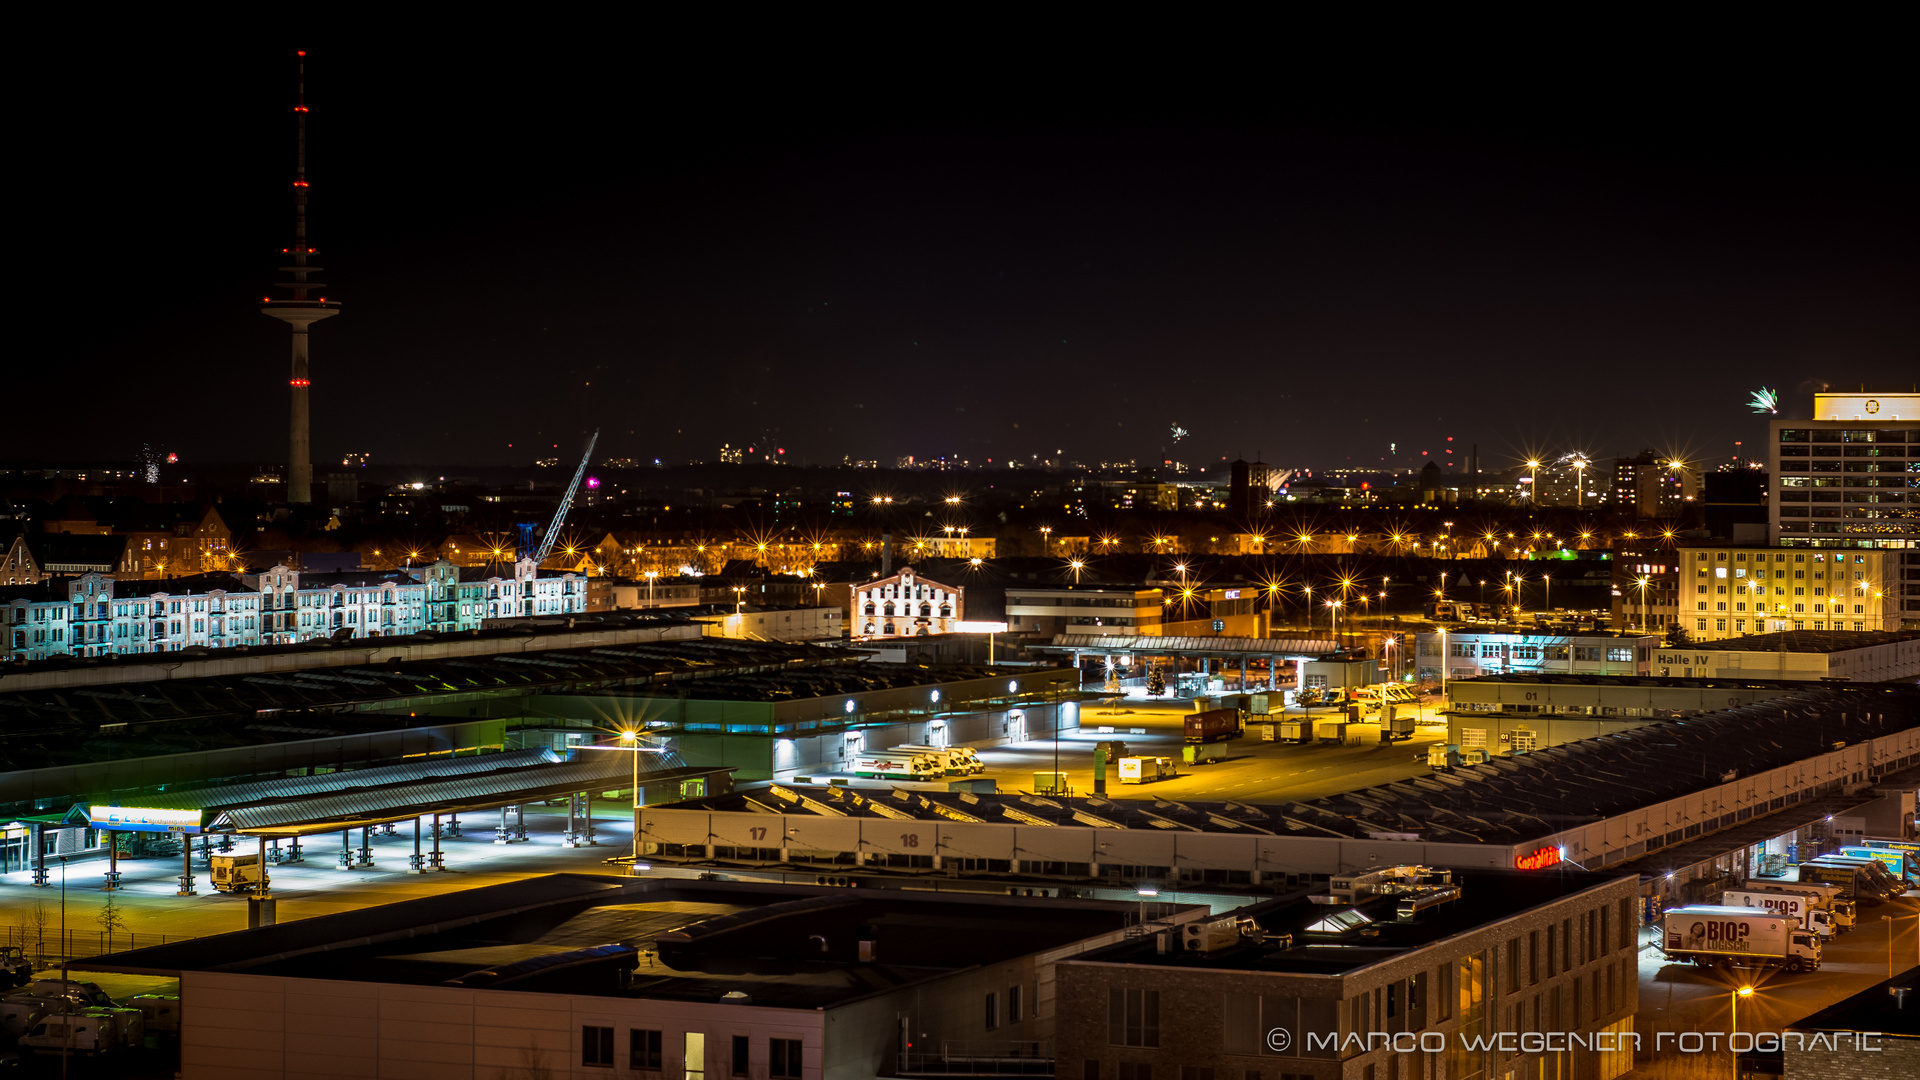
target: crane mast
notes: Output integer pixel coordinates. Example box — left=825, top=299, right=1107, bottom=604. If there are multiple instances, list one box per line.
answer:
left=526, top=430, right=599, bottom=565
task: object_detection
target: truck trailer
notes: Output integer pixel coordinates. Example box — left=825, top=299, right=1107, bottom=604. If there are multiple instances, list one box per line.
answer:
left=1806, top=856, right=1908, bottom=901
left=1184, top=708, right=1243, bottom=745
left=1861, top=838, right=1920, bottom=880
left=891, top=745, right=984, bottom=776
left=1797, top=859, right=1901, bottom=905
left=1660, top=904, right=1822, bottom=973
left=1738, top=881, right=1856, bottom=931
left=850, top=751, right=941, bottom=781
left=1719, top=889, right=1841, bottom=937
left=1839, top=846, right=1918, bottom=882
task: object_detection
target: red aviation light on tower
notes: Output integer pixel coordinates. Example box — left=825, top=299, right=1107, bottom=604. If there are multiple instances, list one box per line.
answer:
left=289, top=379, right=311, bottom=388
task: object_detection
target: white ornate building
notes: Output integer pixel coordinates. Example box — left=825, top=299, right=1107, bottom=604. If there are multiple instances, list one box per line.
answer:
left=854, top=566, right=963, bottom=638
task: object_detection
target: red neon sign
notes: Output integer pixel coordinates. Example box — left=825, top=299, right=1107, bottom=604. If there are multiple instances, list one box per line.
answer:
left=1515, top=846, right=1562, bottom=870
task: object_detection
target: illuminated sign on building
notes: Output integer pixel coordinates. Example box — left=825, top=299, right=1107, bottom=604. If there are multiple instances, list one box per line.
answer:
left=1514, top=846, right=1563, bottom=870
left=87, top=806, right=203, bottom=834
left=951, top=622, right=1009, bottom=634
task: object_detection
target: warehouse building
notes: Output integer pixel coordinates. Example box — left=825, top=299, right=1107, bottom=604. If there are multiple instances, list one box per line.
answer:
left=89, top=873, right=1198, bottom=1080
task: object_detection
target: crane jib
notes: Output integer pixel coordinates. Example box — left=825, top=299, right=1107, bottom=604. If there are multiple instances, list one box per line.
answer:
left=529, top=429, right=601, bottom=564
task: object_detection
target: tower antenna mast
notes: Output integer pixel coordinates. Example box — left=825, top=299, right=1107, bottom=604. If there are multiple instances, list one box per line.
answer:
left=262, top=49, right=340, bottom=505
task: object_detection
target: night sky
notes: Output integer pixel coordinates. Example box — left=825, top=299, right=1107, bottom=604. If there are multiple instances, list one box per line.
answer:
left=21, top=31, right=1915, bottom=475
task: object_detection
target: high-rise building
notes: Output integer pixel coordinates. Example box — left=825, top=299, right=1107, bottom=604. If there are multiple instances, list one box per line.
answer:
left=1770, top=391, right=1918, bottom=629
left=260, top=51, right=340, bottom=505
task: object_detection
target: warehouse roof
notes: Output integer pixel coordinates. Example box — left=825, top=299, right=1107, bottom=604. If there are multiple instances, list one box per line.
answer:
left=1068, top=869, right=1627, bottom=976
left=1697, top=629, right=1920, bottom=654
left=85, top=874, right=1155, bottom=1008
left=0, top=637, right=862, bottom=773
left=668, top=683, right=1920, bottom=846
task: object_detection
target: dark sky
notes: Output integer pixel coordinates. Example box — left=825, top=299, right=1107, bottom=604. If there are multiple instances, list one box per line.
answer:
left=20, top=29, right=1915, bottom=476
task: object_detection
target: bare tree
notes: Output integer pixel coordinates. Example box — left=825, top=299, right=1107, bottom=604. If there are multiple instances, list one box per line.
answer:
left=494, top=1035, right=556, bottom=1080
left=95, top=891, right=127, bottom=955
left=25, top=899, right=51, bottom=969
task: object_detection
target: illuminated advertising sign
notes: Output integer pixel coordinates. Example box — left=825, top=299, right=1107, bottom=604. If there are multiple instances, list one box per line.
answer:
left=951, top=622, right=1009, bottom=634
left=87, top=806, right=203, bottom=834
left=1514, top=846, right=1562, bottom=870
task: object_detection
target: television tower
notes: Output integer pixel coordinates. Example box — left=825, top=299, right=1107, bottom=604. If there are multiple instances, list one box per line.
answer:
left=261, top=50, right=339, bottom=505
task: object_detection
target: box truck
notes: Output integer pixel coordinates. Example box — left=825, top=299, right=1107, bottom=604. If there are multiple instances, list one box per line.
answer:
left=1808, top=855, right=1908, bottom=900
left=850, top=751, right=940, bottom=781
left=1798, top=858, right=1901, bottom=904
left=210, top=852, right=266, bottom=893
left=1719, top=889, right=1840, bottom=937
left=891, top=745, right=983, bottom=776
left=1861, top=838, right=1920, bottom=880
left=1840, top=846, right=1917, bottom=881
left=1119, top=757, right=1178, bottom=784
left=1660, top=904, right=1822, bottom=972
left=1739, top=881, right=1856, bottom=931
left=1184, top=708, right=1242, bottom=744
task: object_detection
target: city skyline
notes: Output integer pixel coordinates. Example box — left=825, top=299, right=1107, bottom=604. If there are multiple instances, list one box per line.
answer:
left=17, top=37, right=1914, bottom=475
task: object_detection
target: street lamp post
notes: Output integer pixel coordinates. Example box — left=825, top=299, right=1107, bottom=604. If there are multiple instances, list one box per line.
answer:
left=644, top=570, right=657, bottom=609
left=1731, top=985, right=1754, bottom=1037
left=1573, top=458, right=1587, bottom=509
left=622, top=730, right=642, bottom=872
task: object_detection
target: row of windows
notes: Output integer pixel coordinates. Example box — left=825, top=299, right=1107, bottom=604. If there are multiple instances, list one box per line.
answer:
left=579, top=1027, right=800, bottom=1077
left=1698, top=617, right=1859, bottom=632
left=1779, top=428, right=1913, bottom=442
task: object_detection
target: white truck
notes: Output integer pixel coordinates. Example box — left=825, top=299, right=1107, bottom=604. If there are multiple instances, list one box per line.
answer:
left=1719, top=889, right=1841, bottom=937
left=1119, top=757, right=1178, bottom=784
left=1736, top=881, right=1856, bottom=932
left=18, top=1010, right=119, bottom=1057
left=1660, top=904, right=1822, bottom=973
left=210, top=852, right=267, bottom=893
left=851, top=750, right=940, bottom=781
left=124, top=993, right=180, bottom=1036
left=892, top=744, right=984, bottom=775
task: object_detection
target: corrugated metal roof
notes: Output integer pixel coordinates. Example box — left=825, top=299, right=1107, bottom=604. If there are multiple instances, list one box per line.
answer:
left=213, top=749, right=701, bottom=831
left=137, top=747, right=563, bottom=812
left=1043, top=634, right=1337, bottom=655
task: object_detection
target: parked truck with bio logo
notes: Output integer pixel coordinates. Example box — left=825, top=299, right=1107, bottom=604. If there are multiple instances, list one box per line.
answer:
left=1719, top=889, right=1841, bottom=937
left=1739, top=880, right=1856, bottom=932
left=1660, top=905, right=1822, bottom=973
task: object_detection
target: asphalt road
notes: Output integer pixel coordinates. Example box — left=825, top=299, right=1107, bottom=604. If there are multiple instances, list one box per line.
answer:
left=1633, top=894, right=1920, bottom=1075
left=961, top=700, right=1451, bottom=803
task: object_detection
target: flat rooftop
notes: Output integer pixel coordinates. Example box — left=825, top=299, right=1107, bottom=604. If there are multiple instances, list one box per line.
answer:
left=87, top=873, right=1152, bottom=1009
left=1075, top=869, right=1625, bottom=976
left=1698, top=629, right=1920, bottom=654
left=664, top=683, right=1920, bottom=846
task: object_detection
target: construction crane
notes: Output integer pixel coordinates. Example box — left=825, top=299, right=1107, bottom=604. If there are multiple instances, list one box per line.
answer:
left=521, top=429, right=600, bottom=565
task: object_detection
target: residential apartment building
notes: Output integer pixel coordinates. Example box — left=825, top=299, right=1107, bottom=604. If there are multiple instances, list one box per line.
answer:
left=1414, top=630, right=1658, bottom=681
left=1676, top=545, right=1897, bottom=641
left=1005, top=586, right=1163, bottom=638
left=1, top=557, right=586, bottom=662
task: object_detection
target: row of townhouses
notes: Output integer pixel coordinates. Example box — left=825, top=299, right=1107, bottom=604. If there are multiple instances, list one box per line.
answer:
left=2, top=558, right=585, bottom=662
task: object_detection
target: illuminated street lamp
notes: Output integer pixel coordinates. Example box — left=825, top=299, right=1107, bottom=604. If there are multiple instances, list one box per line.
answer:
left=1525, top=459, right=1541, bottom=503
left=1572, top=458, right=1588, bottom=509
left=643, top=570, right=657, bottom=609
left=1731, top=985, right=1754, bottom=1036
